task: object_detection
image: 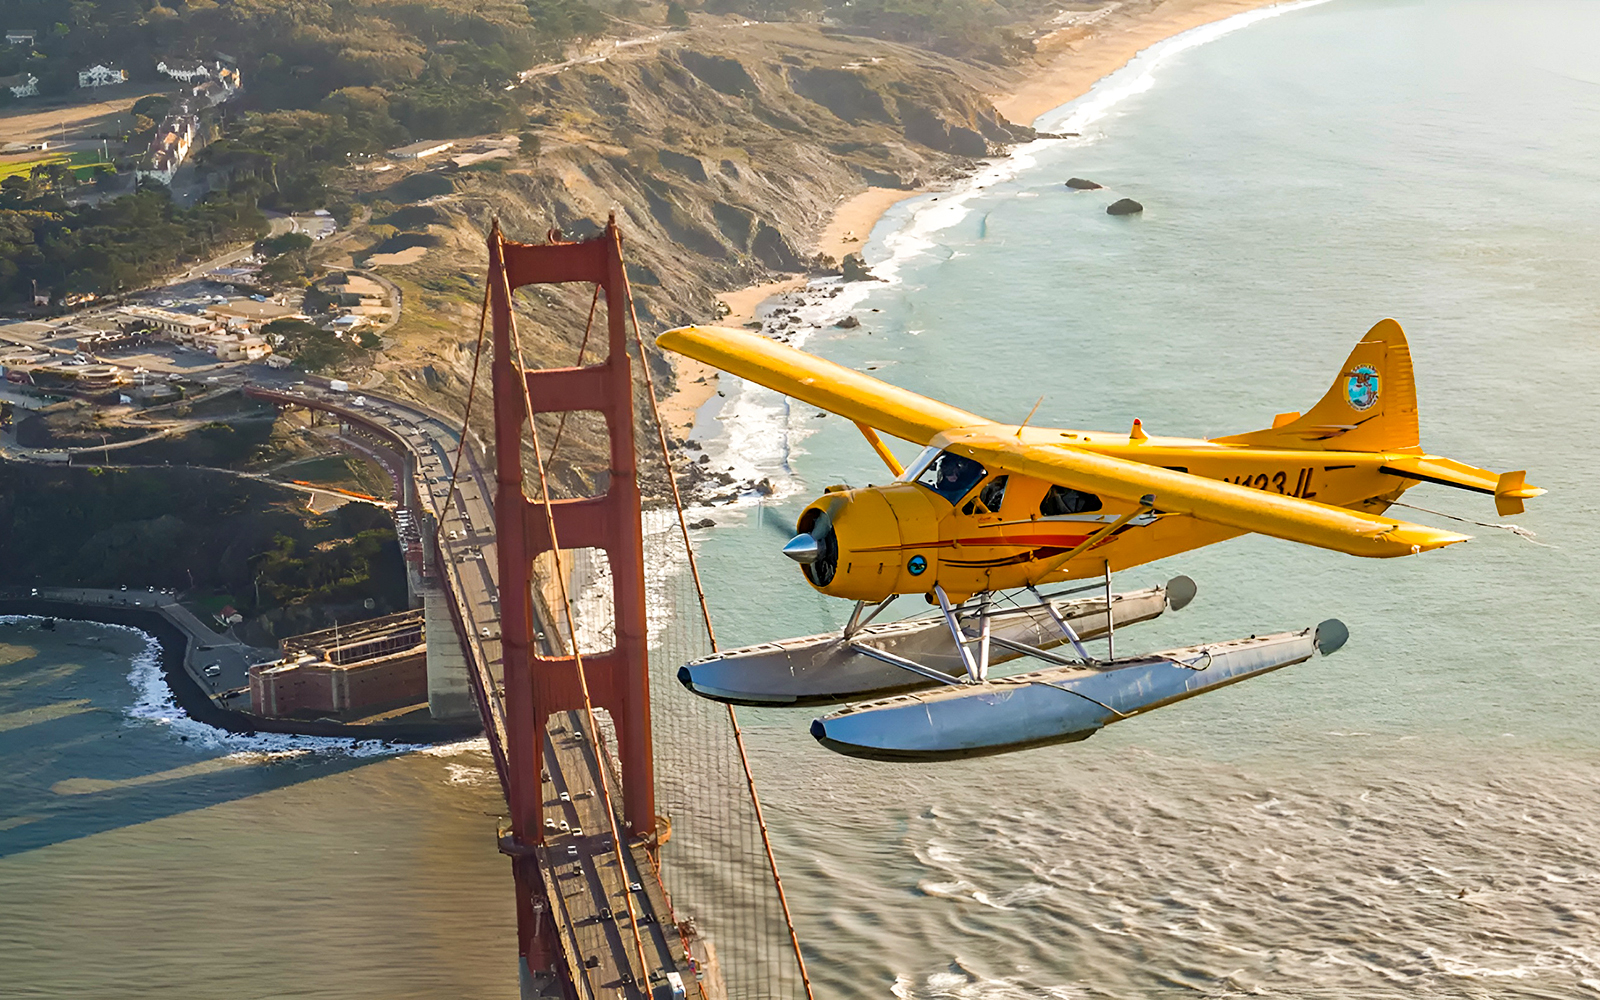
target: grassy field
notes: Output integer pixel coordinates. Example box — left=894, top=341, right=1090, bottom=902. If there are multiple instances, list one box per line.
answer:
left=0, top=149, right=113, bottom=181
left=0, top=84, right=161, bottom=145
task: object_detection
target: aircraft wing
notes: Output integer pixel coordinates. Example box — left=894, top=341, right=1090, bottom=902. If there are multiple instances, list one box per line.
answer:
left=958, top=437, right=1471, bottom=559
left=657, top=325, right=987, bottom=443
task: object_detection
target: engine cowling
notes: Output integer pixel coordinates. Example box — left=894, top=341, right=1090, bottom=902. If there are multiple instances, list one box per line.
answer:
left=786, top=484, right=945, bottom=603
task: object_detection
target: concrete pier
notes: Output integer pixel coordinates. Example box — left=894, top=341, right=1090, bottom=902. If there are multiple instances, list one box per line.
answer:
left=424, top=585, right=476, bottom=720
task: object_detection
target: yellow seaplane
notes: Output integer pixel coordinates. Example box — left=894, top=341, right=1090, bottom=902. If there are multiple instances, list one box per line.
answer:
left=658, top=320, right=1542, bottom=761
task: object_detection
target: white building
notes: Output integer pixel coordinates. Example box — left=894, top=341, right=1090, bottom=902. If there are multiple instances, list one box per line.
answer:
left=2, top=72, right=38, bottom=98
left=156, top=58, right=242, bottom=89
left=155, top=58, right=211, bottom=82
left=387, top=140, right=454, bottom=160
left=5, top=29, right=35, bottom=46
left=78, top=63, right=128, bottom=88
left=137, top=102, right=200, bottom=184
left=118, top=306, right=220, bottom=339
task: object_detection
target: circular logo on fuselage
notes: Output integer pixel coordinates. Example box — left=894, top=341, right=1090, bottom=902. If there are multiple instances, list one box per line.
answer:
left=907, top=555, right=927, bottom=576
left=1346, top=365, right=1380, bottom=411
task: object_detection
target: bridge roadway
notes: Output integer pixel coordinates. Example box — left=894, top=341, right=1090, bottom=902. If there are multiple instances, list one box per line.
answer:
left=243, top=382, right=695, bottom=999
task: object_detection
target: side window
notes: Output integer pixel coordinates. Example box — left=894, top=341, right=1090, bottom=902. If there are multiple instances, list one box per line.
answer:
left=1039, top=484, right=1103, bottom=516
left=916, top=451, right=987, bottom=503
left=971, top=475, right=1008, bottom=514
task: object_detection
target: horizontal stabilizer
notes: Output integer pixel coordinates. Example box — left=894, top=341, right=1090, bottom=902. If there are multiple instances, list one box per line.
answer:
left=1496, top=470, right=1544, bottom=516
left=1380, top=455, right=1544, bottom=516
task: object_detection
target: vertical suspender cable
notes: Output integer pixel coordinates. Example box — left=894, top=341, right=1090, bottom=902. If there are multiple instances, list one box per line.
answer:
left=501, top=262, right=654, bottom=992
left=625, top=293, right=817, bottom=1000
left=434, top=283, right=489, bottom=561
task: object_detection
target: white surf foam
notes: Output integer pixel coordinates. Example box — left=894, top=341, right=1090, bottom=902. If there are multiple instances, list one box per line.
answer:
left=1, top=615, right=438, bottom=758
left=696, top=0, right=1335, bottom=504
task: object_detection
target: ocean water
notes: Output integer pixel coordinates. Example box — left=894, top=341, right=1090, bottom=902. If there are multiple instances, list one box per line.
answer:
left=0, top=618, right=518, bottom=999
left=5, top=1, right=1600, bottom=997
left=690, top=1, right=1600, bottom=996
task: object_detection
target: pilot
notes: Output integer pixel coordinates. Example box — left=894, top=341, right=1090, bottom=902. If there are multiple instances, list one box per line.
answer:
left=928, top=453, right=984, bottom=501
left=938, top=461, right=967, bottom=494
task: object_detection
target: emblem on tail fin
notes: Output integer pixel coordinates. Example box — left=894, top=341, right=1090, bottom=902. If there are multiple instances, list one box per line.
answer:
left=1346, top=365, right=1380, bottom=411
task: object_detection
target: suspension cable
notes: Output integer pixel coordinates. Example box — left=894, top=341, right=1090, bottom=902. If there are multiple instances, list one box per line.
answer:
left=433, top=282, right=489, bottom=547
left=505, top=279, right=654, bottom=991
left=624, top=290, right=817, bottom=1000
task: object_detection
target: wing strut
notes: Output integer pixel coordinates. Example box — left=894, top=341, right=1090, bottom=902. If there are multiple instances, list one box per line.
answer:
left=1028, top=585, right=1095, bottom=662
left=854, top=422, right=904, bottom=476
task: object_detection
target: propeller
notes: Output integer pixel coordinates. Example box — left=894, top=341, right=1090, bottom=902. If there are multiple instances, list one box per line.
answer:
left=783, top=495, right=845, bottom=565
left=755, top=502, right=798, bottom=540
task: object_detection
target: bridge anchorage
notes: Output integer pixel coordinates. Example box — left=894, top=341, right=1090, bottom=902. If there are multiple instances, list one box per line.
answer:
left=478, top=218, right=812, bottom=1000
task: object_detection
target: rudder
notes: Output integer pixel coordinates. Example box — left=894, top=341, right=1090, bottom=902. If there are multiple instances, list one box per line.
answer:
left=1212, top=318, right=1420, bottom=453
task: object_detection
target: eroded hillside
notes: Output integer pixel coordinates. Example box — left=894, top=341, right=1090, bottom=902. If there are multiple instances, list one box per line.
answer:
left=312, top=23, right=1040, bottom=495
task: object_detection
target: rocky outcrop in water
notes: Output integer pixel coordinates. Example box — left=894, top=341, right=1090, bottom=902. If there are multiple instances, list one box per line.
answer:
left=841, top=254, right=879, bottom=282
left=1107, top=198, right=1144, bottom=215
left=1066, top=177, right=1102, bottom=190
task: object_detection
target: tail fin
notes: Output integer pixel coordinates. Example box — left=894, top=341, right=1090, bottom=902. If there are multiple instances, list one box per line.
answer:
left=1212, top=318, right=1420, bottom=452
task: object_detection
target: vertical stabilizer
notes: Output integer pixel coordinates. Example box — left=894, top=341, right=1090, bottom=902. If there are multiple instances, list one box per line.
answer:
left=1212, top=319, right=1421, bottom=452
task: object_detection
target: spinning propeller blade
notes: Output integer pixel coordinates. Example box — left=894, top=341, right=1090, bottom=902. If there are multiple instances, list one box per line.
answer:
left=756, top=502, right=797, bottom=539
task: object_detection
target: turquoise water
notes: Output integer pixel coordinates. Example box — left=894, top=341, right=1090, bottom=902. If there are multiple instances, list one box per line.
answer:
left=5, top=2, right=1600, bottom=997
left=689, top=1, right=1600, bottom=995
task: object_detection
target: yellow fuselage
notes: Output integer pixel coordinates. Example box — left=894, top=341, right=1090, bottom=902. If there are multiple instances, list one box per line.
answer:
left=799, top=429, right=1416, bottom=604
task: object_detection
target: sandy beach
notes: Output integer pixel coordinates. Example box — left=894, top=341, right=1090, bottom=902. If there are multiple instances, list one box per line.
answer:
left=660, top=0, right=1284, bottom=428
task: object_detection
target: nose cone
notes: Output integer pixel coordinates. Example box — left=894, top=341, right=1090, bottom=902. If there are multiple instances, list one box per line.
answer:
left=782, top=532, right=820, bottom=564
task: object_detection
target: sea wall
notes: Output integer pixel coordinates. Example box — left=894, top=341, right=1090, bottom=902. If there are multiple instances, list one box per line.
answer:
left=0, top=594, right=479, bottom=743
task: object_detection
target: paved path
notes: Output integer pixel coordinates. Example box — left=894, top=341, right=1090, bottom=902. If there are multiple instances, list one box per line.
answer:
left=26, top=586, right=273, bottom=708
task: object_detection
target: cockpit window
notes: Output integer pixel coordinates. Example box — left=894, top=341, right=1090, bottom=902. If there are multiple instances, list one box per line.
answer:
left=1039, top=484, right=1103, bottom=515
left=898, top=445, right=943, bottom=483
left=916, top=451, right=987, bottom=502
left=963, top=475, right=1008, bottom=515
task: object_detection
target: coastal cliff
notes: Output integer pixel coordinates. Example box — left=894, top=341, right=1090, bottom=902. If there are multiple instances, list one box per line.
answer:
left=314, top=23, right=1039, bottom=494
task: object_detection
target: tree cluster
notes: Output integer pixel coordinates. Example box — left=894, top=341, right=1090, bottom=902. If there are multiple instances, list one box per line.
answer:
left=0, top=465, right=406, bottom=616
left=0, top=186, right=266, bottom=305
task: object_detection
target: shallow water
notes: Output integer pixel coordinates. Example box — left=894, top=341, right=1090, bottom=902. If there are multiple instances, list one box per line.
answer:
left=4, top=1, right=1599, bottom=996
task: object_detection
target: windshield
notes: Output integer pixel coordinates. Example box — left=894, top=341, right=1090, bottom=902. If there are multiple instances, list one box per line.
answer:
left=898, top=445, right=942, bottom=482
left=915, top=451, right=988, bottom=503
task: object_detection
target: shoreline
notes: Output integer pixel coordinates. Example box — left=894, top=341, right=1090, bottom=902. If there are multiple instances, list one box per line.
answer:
left=0, top=597, right=480, bottom=744
left=659, top=0, right=1288, bottom=429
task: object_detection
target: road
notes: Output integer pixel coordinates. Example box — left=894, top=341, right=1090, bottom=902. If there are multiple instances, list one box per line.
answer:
left=23, top=585, right=274, bottom=705
left=244, top=380, right=507, bottom=709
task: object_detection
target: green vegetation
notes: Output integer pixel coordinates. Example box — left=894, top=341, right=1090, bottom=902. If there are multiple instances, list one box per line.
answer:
left=0, top=466, right=406, bottom=616
left=262, top=318, right=375, bottom=372
left=253, top=516, right=404, bottom=609
left=0, top=186, right=266, bottom=305
left=256, top=231, right=313, bottom=258
left=0, top=151, right=114, bottom=182
left=0, top=0, right=1047, bottom=316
